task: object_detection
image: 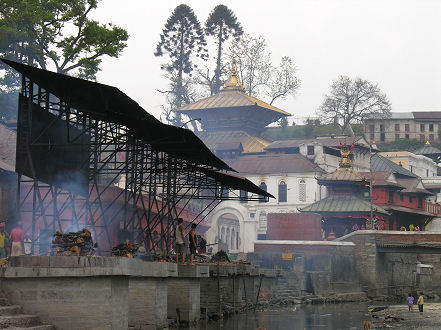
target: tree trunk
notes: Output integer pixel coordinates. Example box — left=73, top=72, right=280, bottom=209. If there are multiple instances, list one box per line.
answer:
left=214, top=23, right=223, bottom=95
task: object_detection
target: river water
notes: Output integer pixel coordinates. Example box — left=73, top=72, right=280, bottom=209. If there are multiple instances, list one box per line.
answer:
left=192, top=302, right=372, bottom=330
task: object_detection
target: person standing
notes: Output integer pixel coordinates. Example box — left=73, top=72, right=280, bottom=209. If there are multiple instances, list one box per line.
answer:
left=175, top=218, right=186, bottom=265
left=189, top=224, right=198, bottom=266
left=407, top=293, right=414, bottom=312
left=10, top=221, right=24, bottom=256
left=0, top=222, right=9, bottom=258
left=417, top=292, right=424, bottom=312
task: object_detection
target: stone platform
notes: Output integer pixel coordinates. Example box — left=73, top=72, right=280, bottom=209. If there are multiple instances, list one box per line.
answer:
left=0, top=256, right=211, bottom=330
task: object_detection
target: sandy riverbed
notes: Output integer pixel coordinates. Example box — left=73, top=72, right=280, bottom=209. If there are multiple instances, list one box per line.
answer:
left=371, top=303, right=441, bottom=329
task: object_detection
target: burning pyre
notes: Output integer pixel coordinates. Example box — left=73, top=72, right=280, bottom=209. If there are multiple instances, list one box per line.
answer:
left=52, top=229, right=95, bottom=256
left=111, top=242, right=139, bottom=258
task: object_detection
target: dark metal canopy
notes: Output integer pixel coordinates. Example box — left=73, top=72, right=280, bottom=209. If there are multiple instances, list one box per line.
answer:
left=1, top=58, right=233, bottom=172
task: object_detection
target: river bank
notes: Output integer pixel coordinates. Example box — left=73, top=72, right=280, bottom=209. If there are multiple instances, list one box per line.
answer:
left=369, top=302, right=441, bottom=329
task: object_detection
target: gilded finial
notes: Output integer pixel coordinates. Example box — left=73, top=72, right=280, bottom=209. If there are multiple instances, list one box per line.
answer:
left=222, top=59, right=245, bottom=92
left=426, top=140, right=430, bottom=145
left=339, top=142, right=354, bottom=169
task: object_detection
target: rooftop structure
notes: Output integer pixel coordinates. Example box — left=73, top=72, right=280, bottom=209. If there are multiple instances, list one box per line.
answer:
left=178, top=61, right=290, bottom=153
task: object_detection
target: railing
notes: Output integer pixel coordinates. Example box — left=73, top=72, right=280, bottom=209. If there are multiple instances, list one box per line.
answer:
left=425, top=201, right=441, bottom=215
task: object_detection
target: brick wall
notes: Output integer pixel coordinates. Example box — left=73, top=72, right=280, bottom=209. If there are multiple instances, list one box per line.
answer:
left=266, top=213, right=322, bottom=241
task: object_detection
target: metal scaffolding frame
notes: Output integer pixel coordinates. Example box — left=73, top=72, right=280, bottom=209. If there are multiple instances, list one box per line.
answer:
left=9, top=60, right=270, bottom=255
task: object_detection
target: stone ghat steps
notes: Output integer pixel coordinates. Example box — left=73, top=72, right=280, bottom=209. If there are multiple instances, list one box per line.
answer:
left=0, top=298, right=54, bottom=330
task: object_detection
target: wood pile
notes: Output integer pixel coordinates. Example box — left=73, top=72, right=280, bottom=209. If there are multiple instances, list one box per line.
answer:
left=111, top=242, right=139, bottom=258
left=52, top=228, right=95, bottom=256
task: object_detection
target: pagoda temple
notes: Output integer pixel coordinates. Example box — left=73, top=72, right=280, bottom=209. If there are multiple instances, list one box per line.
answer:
left=300, top=144, right=389, bottom=237
left=177, top=61, right=290, bottom=156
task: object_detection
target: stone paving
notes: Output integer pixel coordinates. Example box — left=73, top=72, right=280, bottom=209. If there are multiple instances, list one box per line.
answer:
left=371, top=303, right=441, bottom=329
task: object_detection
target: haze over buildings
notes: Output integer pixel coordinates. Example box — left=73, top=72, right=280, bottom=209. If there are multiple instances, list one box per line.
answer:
left=92, top=0, right=441, bottom=122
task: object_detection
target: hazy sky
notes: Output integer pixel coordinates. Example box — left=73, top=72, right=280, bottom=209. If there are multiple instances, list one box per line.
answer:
left=92, top=0, right=441, bottom=123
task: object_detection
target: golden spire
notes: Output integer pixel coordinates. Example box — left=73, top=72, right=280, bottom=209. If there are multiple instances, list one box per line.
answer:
left=339, top=143, right=353, bottom=169
left=426, top=140, right=430, bottom=145
left=222, top=59, right=245, bottom=92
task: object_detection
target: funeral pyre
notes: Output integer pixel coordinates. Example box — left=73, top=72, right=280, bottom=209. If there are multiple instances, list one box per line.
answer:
left=52, top=229, right=95, bottom=256
left=111, top=242, right=139, bottom=258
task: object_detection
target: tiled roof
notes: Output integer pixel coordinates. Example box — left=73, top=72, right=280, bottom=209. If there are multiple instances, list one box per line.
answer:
left=412, top=111, right=441, bottom=120
left=413, top=144, right=441, bottom=155
left=377, top=205, right=434, bottom=217
left=318, top=168, right=367, bottom=183
left=371, top=154, right=418, bottom=178
left=177, top=89, right=290, bottom=116
left=358, top=172, right=404, bottom=189
left=197, top=131, right=270, bottom=154
left=265, top=136, right=368, bottom=150
left=396, top=178, right=432, bottom=195
left=226, top=154, right=325, bottom=175
left=299, top=195, right=389, bottom=215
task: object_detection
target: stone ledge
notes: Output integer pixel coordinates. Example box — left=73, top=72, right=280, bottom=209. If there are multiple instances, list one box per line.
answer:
left=3, top=256, right=177, bottom=278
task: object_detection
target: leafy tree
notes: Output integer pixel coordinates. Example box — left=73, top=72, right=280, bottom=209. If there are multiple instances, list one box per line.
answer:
left=317, top=76, right=391, bottom=136
left=155, top=4, right=207, bottom=125
left=277, top=116, right=288, bottom=128
left=205, top=5, right=242, bottom=95
left=228, top=34, right=300, bottom=104
left=0, top=0, right=129, bottom=119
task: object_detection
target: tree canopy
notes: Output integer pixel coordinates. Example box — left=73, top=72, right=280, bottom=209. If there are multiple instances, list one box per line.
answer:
left=0, top=0, right=129, bottom=119
left=317, top=76, right=391, bottom=136
left=155, top=4, right=207, bottom=125
left=205, top=4, right=242, bottom=95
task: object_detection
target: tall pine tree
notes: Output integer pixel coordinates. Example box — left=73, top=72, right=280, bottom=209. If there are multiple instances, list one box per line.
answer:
left=155, top=4, right=207, bottom=125
left=205, top=5, right=242, bottom=95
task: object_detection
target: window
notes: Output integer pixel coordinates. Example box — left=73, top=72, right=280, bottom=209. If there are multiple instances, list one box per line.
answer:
left=420, top=134, right=426, bottom=141
left=405, top=124, right=410, bottom=132
left=409, top=195, right=413, bottom=203
left=380, top=124, right=384, bottom=132
left=299, top=180, right=306, bottom=202
left=388, top=190, right=394, bottom=203
left=439, top=124, right=441, bottom=132
left=380, top=133, right=385, bottom=142
left=409, top=165, right=413, bottom=173
left=418, top=197, right=423, bottom=208
left=240, top=190, right=248, bottom=203
left=420, top=124, right=425, bottom=132
left=370, top=133, right=375, bottom=141
left=427, top=169, right=429, bottom=176
left=400, top=193, right=404, bottom=202
left=430, top=134, right=434, bottom=141
left=278, top=181, right=287, bottom=202
left=307, top=145, right=314, bottom=155
left=430, top=123, right=434, bottom=132
left=395, top=134, right=400, bottom=140
left=259, top=212, right=267, bottom=230
left=259, top=182, right=267, bottom=203
left=405, top=134, right=410, bottom=139
left=395, top=124, right=400, bottom=131
left=369, top=125, right=375, bottom=133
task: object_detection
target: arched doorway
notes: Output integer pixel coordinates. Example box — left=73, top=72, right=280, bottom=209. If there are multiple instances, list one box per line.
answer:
left=217, top=212, right=240, bottom=253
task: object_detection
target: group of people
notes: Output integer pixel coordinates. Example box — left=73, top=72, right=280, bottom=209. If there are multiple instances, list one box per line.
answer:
left=174, top=218, right=207, bottom=266
left=401, top=224, right=422, bottom=231
left=0, top=220, right=26, bottom=258
left=407, top=292, right=424, bottom=312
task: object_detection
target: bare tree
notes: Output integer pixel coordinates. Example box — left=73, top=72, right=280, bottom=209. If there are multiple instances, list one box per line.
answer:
left=228, top=34, right=271, bottom=97
left=317, top=76, right=391, bottom=136
left=265, top=56, right=300, bottom=105
left=227, top=34, right=300, bottom=104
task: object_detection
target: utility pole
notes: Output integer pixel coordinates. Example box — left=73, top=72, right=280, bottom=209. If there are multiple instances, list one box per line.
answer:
left=369, top=142, right=374, bottom=227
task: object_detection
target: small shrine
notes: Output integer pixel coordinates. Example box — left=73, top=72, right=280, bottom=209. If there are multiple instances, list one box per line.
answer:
left=300, top=143, right=389, bottom=238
